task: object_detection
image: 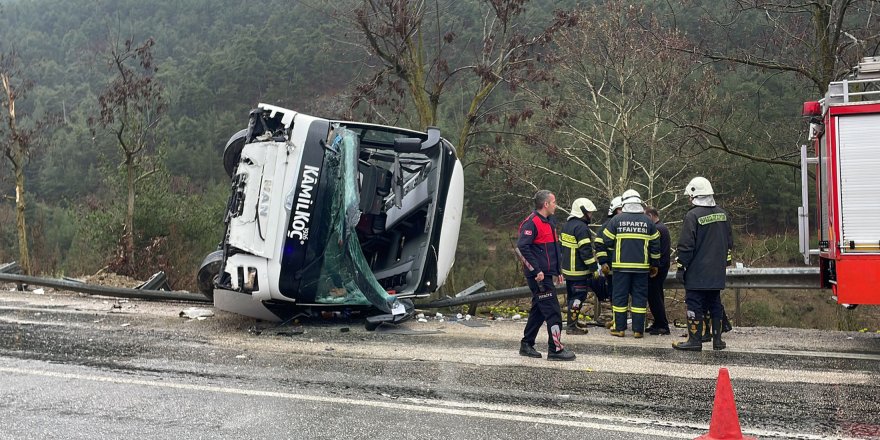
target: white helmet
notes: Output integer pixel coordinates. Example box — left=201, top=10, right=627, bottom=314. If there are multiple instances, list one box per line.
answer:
left=684, top=177, right=714, bottom=196
left=621, top=189, right=642, bottom=205
left=607, top=196, right=623, bottom=216
left=568, top=198, right=597, bottom=219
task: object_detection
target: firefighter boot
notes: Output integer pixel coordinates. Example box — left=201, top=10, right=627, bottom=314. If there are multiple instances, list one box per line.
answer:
left=721, top=311, right=733, bottom=333
left=632, top=313, right=646, bottom=339
left=701, top=316, right=712, bottom=343
left=609, top=311, right=627, bottom=337
left=519, top=342, right=542, bottom=358
left=672, top=319, right=703, bottom=351
left=712, top=317, right=726, bottom=351
left=566, top=311, right=587, bottom=335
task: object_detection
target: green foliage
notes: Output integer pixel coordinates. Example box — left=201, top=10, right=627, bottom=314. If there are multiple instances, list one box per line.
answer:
left=65, top=198, right=122, bottom=275
left=437, top=214, right=524, bottom=296
left=61, top=167, right=226, bottom=288
left=0, top=0, right=875, bottom=334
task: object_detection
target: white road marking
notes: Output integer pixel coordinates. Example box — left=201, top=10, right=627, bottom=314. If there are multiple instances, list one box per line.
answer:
left=1, top=365, right=867, bottom=440
left=1, top=365, right=694, bottom=438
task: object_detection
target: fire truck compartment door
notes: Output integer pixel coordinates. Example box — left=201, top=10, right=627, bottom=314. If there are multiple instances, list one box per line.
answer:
left=837, top=114, right=880, bottom=252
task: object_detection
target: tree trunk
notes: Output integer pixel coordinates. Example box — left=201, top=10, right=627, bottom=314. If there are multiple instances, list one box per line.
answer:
left=814, top=1, right=833, bottom=95
left=2, top=71, right=31, bottom=275
left=126, top=153, right=136, bottom=269
left=457, top=82, right=495, bottom=159
left=14, top=165, right=31, bottom=275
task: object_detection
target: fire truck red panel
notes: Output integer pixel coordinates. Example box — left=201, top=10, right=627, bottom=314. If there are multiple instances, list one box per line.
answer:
left=834, top=256, right=880, bottom=305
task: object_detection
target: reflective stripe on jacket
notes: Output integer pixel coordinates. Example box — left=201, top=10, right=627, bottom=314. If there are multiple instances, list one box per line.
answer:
left=594, top=218, right=613, bottom=265
left=601, top=212, right=661, bottom=272
left=560, top=218, right=597, bottom=280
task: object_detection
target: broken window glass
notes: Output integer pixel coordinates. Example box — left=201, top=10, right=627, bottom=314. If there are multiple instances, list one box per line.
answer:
left=310, top=127, right=397, bottom=313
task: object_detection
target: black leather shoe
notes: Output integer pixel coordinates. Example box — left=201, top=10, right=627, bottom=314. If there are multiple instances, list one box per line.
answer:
left=648, top=327, right=670, bottom=335
left=519, top=342, right=542, bottom=358
left=547, top=348, right=576, bottom=361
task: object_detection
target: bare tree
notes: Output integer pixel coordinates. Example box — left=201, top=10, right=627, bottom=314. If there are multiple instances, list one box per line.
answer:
left=0, top=50, right=41, bottom=275
left=520, top=3, right=710, bottom=210
left=682, top=0, right=879, bottom=94
left=662, top=0, right=880, bottom=167
left=89, top=36, right=166, bottom=273
left=344, top=0, right=545, bottom=159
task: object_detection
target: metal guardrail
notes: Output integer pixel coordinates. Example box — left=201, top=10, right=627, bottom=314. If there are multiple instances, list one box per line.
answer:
left=419, top=267, right=822, bottom=309
left=0, top=262, right=22, bottom=275
left=0, top=272, right=210, bottom=303
left=0, top=264, right=821, bottom=309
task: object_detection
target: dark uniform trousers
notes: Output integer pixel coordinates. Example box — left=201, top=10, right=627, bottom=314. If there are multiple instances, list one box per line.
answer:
left=565, top=280, right=589, bottom=311
left=605, top=274, right=613, bottom=304
left=612, top=271, right=649, bottom=332
left=521, top=277, right=563, bottom=351
left=684, top=289, right=723, bottom=322
left=647, top=266, right=670, bottom=329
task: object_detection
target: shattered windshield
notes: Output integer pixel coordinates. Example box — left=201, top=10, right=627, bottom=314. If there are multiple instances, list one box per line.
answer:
left=310, top=127, right=397, bottom=313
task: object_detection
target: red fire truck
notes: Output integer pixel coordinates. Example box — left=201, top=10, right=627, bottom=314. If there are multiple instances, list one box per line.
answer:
left=800, top=57, right=880, bottom=306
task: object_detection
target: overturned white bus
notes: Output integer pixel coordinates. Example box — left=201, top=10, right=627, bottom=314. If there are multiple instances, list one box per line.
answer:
left=198, top=104, right=463, bottom=328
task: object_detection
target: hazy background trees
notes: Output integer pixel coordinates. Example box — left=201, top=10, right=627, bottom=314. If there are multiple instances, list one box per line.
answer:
left=0, top=0, right=876, bottom=300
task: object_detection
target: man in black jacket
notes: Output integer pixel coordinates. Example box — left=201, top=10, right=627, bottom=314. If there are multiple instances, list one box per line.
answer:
left=673, top=177, right=734, bottom=351
left=517, top=190, right=576, bottom=361
left=560, top=198, right=599, bottom=335
left=645, top=207, right=671, bottom=335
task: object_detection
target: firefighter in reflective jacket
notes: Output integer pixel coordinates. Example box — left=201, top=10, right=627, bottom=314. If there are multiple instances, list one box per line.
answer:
left=560, top=198, right=599, bottom=335
left=517, top=190, right=576, bottom=361
left=673, top=177, right=733, bottom=352
left=598, top=189, right=661, bottom=338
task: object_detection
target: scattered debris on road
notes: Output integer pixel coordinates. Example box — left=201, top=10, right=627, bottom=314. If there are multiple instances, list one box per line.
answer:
left=179, top=307, right=215, bottom=320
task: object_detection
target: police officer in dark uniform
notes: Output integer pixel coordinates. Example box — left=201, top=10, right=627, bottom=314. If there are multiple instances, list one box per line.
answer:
left=517, top=190, right=576, bottom=361
left=599, top=189, right=661, bottom=338
left=672, top=177, right=734, bottom=351
left=560, top=198, right=599, bottom=335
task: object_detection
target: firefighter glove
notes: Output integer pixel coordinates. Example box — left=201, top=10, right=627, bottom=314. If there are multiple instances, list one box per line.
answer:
left=649, top=266, right=659, bottom=278
left=601, top=264, right=611, bottom=276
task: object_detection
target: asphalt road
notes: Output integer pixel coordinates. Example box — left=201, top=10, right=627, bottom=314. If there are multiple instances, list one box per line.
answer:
left=0, top=288, right=878, bottom=439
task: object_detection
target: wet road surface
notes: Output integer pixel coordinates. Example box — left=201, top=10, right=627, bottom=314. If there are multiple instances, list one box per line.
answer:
left=0, top=289, right=878, bottom=439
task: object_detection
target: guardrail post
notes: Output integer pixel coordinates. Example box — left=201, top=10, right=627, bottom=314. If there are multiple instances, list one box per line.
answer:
left=734, top=289, right=742, bottom=327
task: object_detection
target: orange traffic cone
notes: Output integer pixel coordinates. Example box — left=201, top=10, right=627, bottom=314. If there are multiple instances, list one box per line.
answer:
left=696, top=368, right=757, bottom=440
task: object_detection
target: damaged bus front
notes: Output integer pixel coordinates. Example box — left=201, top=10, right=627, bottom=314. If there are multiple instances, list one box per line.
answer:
left=197, top=104, right=463, bottom=328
